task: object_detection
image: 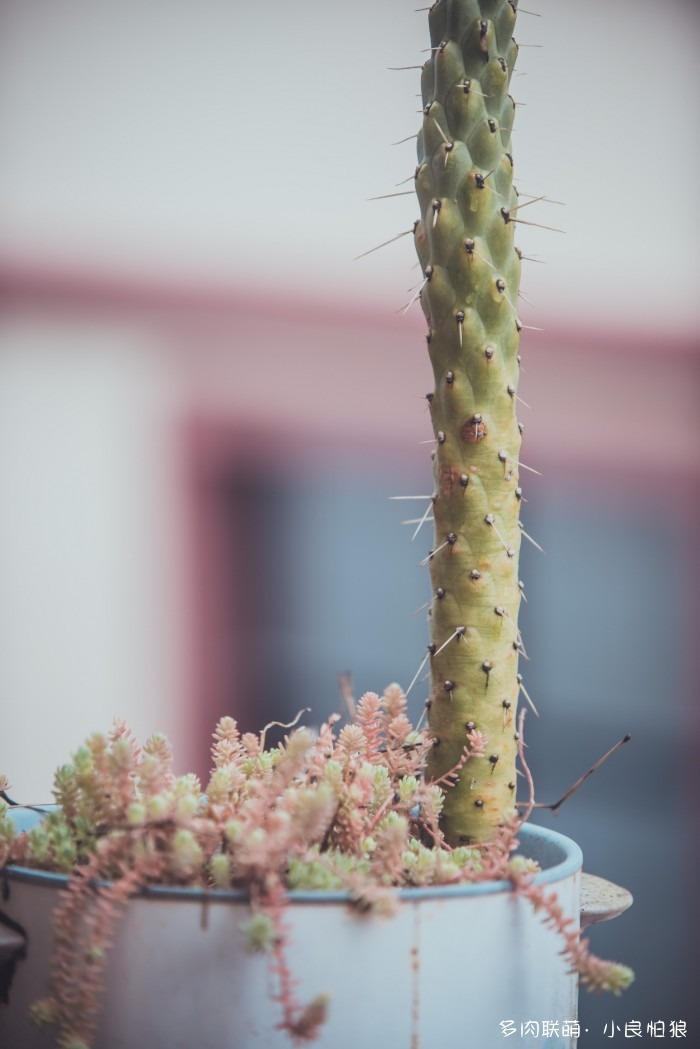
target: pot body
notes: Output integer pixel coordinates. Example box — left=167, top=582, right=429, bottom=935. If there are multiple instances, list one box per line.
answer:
left=0, top=823, right=581, bottom=1049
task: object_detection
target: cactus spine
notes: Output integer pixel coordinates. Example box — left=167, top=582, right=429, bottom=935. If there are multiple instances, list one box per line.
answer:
left=415, top=0, right=524, bottom=845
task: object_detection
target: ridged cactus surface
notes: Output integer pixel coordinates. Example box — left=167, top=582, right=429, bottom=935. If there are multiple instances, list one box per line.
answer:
left=415, top=0, right=524, bottom=845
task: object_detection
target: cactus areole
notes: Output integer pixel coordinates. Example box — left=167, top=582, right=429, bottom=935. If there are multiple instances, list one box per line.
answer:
left=416, top=0, right=524, bottom=845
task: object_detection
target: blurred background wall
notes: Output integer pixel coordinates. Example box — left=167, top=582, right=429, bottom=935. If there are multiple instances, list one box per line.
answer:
left=0, top=0, right=698, bottom=1037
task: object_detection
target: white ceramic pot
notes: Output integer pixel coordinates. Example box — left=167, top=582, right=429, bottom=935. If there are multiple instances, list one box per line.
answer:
left=1, top=821, right=582, bottom=1049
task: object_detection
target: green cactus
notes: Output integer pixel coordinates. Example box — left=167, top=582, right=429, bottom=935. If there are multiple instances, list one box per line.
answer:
left=414, top=0, right=524, bottom=845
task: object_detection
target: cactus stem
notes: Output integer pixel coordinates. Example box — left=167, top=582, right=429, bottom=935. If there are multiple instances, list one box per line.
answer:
left=414, top=0, right=540, bottom=842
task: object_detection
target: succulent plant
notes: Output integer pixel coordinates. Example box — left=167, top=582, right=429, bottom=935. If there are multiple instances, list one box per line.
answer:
left=0, top=695, right=631, bottom=1046
left=413, top=0, right=527, bottom=845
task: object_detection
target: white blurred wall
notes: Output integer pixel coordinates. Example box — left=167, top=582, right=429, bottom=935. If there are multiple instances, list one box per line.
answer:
left=0, top=313, right=188, bottom=797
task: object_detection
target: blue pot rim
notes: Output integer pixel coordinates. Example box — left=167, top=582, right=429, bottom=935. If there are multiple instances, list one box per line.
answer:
left=3, top=818, right=581, bottom=904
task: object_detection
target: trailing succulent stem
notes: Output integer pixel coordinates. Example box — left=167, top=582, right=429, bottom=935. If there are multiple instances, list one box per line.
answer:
left=415, top=0, right=524, bottom=845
